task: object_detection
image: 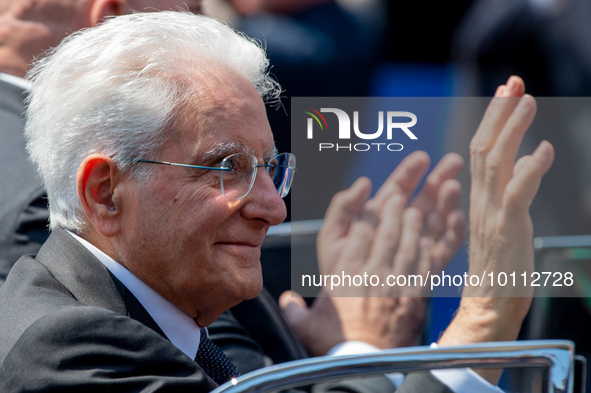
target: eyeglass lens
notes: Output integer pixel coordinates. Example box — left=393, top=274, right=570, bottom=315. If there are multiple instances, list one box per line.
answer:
left=220, top=153, right=296, bottom=199
left=268, top=153, right=296, bottom=198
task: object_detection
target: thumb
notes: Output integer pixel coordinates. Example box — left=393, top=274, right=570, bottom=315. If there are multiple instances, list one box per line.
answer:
left=320, top=177, right=371, bottom=242
left=279, top=290, right=309, bottom=327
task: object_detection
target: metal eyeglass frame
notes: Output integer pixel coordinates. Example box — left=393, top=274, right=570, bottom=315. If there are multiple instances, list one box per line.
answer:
left=130, top=152, right=295, bottom=199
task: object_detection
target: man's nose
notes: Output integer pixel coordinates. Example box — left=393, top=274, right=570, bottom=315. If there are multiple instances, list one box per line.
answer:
left=240, top=167, right=287, bottom=225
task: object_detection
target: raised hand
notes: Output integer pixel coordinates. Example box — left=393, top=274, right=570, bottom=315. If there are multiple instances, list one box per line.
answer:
left=280, top=149, right=467, bottom=356
left=439, top=76, right=554, bottom=384
left=280, top=180, right=433, bottom=355
left=318, top=151, right=465, bottom=279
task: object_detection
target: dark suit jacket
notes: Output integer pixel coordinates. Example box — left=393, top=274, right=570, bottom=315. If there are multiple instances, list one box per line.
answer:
left=0, top=227, right=217, bottom=391
left=0, top=228, right=450, bottom=392
left=0, top=79, right=49, bottom=285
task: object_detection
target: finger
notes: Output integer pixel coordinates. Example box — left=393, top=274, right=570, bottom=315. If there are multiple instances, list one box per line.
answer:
left=470, top=76, right=525, bottom=187
left=407, top=236, right=433, bottom=297
left=418, top=237, right=434, bottom=275
left=503, top=141, right=554, bottom=216
left=474, top=77, right=524, bottom=146
left=485, top=95, right=537, bottom=200
left=319, top=177, right=371, bottom=244
left=494, top=75, right=524, bottom=98
left=412, top=153, right=464, bottom=216
left=364, top=151, right=430, bottom=214
left=426, top=178, right=462, bottom=239
left=513, top=154, right=530, bottom=176
left=279, top=290, right=309, bottom=327
left=365, top=194, right=407, bottom=272
left=504, top=76, right=525, bottom=97
left=431, top=210, right=466, bottom=274
left=392, top=208, right=424, bottom=277
left=335, top=210, right=381, bottom=272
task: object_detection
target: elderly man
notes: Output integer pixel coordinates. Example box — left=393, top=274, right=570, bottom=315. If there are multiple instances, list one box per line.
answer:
left=0, top=0, right=464, bottom=380
left=0, top=11, right=553, bottom=393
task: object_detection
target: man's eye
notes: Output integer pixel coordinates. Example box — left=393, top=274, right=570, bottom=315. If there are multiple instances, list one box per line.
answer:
left=221, top=158, right=239, bottom=171
left=266, top=164, right=277, bottom=177
left=208, top=157, right=227, bottom=168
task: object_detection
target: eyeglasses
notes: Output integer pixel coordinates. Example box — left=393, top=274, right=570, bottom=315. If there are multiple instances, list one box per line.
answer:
left=132, top=152, right=296, bottom=199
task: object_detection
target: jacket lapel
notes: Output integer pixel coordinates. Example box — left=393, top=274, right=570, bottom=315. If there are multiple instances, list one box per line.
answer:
left=108, top=271, right=168, bottom=338
left=36, top=227, right=169, bottom=340
left=36, top=227, right=128, bottom=317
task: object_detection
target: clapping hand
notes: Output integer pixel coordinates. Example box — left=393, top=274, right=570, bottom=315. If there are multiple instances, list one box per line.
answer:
left=280, top=150, right=466, bottom=356
left=439, top=76, right=554, bottom=384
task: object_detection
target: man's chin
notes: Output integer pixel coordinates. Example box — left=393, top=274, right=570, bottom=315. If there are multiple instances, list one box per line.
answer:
left=196, top=278, right=262, bottom=327
left=244, top=279, right=264, bottom=301
left=237, top=273, right=264, bottom=302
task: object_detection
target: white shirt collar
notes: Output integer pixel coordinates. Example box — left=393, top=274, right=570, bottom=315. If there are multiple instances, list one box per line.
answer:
left=66, top=230, right=203, bottom=360
left=0, top=72, right=31, bottom=90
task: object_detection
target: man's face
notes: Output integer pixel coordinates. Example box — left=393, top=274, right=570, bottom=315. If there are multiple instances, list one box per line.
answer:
left=114, top=69, right=286, bottom=326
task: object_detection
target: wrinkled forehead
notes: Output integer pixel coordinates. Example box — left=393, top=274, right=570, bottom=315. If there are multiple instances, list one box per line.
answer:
left=169, top=65, right=276, bottom=159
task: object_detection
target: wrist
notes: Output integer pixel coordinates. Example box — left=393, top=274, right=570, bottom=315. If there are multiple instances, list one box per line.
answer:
left=438, top=297, right=528, bottom=346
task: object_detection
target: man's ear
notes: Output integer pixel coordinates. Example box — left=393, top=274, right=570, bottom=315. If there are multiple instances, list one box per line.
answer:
left=88, top=0, right=126, bottom=26
left=77, top=154, right=122, bottom=237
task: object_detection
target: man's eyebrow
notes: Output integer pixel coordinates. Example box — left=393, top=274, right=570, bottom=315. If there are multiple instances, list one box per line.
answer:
left=199, top=142, right=278, bottom=163
left=267, top=146, right=279, bottom=160
left=199, top=142, right=250, bottom=162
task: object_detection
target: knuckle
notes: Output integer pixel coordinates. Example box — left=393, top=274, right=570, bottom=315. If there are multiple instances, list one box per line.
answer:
left=484, top=156, right=501, bottom=172
left=469, top=140, right=490, bottom=157
left=502, top=188, right=525, bottom=216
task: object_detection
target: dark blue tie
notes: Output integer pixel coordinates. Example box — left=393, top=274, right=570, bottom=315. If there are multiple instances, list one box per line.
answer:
left=195, top=328, right=240, bottom=385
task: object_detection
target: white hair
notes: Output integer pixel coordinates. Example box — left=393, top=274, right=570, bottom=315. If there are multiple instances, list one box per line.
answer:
left=24, top=11, right=281, bottom=233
